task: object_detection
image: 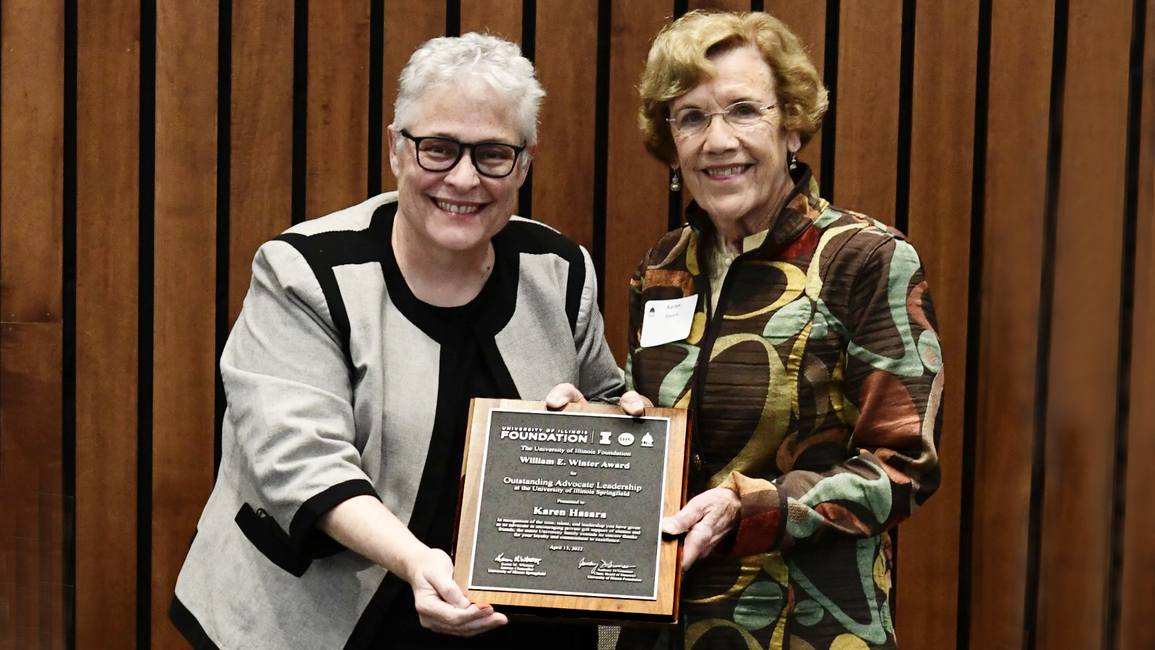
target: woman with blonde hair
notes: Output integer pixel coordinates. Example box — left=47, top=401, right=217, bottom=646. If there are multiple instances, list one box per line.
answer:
left=618, top=10, right=942, bottom=650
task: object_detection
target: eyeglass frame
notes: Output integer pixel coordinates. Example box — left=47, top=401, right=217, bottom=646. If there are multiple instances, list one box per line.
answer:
left=666, top=101, right=780, bottom=138
left=398, top=129, right=527, bottom=179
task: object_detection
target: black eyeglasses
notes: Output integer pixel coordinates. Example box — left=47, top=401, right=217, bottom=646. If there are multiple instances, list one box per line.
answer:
left=399, top=130, right=526, bottom=178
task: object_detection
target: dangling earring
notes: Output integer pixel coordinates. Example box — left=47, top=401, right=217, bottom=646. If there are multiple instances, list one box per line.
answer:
left=670, top=168, right=681, bottom=192
left=788, top=151, right=798, bottom=171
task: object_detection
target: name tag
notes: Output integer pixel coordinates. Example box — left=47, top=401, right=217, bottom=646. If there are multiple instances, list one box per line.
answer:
left=640, top=295, right=698, bottom=348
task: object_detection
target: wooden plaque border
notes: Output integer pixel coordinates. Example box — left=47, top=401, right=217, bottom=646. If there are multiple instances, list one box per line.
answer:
left=452, top=398, right=690, bottom=622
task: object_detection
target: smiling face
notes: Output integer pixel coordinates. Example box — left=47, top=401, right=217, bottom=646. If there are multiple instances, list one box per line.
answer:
left=388, top=80, right=532, bottom=261
left=670, top=46, right=801, bottom=240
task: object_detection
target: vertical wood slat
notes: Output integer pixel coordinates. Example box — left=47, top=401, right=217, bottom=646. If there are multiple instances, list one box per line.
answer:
left=532, top=3, right=598, bottom=249
left=763, top=0, right=826, bottom=180
left=74, top=0, right=141, bottom=647
left=306, top=0, right=370, bottom=219
left=968, top=0, right=1054, bottom=646
left=229, top=3, right=294, bottom=324
left=896, top=1, right=978, bottom=647
left=1036, top=0, right=1133, bottom=648
left=832, top=0, right=902, bottom=223
left=0, top=326, right=65, bottom=650
left=152, top=1, right=218, bottom=648
left=689, top=0, right=750, bottom=14
left=1120, top=4, right=1155, bottom=647
left=0, top=1, right=66, bottom=648
left=380, top=1, right=446, bottom=193
left=603, top=0, right=673, bottom=364
left=460, top=0, right=521, bottom=43
left=0, top=1, right=65, bottom=324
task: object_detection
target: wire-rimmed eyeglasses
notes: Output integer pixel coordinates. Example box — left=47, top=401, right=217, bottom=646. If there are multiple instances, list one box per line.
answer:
left=666, top=101, right=779, bottom=137
left=399, top=129, right=526, bottom=178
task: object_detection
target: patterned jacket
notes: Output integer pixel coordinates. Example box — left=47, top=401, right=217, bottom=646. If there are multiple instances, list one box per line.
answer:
left=621, top=168, right=943, bottom=650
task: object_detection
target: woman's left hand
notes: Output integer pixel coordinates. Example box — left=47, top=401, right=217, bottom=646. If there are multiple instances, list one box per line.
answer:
left=661, top=487, right=741, bottom=570
left=544, top=384, right=652, bottom=416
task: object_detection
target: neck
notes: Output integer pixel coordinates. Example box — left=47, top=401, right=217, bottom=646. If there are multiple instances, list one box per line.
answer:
left=715, top=174, right=795, bottom=252
left=392, top=216, right=494, bottom=307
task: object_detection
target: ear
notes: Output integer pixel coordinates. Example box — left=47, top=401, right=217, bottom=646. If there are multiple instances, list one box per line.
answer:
left=515, top=141, right=537, bottom=188
left=786, top=130, right=802, bottom=155
left=387, top=125, right=401, bottom=176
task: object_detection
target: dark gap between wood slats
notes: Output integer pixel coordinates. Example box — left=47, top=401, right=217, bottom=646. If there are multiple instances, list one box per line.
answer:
left=592, top=0, right=612, bottom=311
left=669, top=0, right=688, bottom=232
left=215, top=0, right=233, bottom=479
left=292, top=0, right=307, bottom=224
left=957, top=0, right=993, bottom=647
left=751, top=0, right=764, bottom=12
left=63, top=0, right=79, bottom=645
left=519, top=0, right=535, bottom=221
left=820, top=0, right=839, bottom=199
left=446, top=0, right=461, bottom=37
left=368, top=0, right=384, bottom=198
left=1024, top=1, right=1070, bottom=648
left=893, top=0, right=915, bottom=234
left=1105, top=1, right=1147, bottom=648
left=137, top=0, right=158, bottom=647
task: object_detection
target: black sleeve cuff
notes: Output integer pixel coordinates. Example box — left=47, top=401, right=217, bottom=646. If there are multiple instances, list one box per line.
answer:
left=289, top=478, right=379, bottom=558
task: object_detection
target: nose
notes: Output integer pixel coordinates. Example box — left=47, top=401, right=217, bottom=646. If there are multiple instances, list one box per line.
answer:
left=442, top=149, right=482, bottom=189
left=701, top=115, right=739, bottom=153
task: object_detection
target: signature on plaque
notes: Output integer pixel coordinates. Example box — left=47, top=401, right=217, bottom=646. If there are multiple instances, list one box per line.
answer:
left=578, top=558, right=643, bottom=583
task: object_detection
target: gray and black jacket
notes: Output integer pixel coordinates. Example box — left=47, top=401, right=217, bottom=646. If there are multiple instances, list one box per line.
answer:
left=170, top=193, right=624, bottom=650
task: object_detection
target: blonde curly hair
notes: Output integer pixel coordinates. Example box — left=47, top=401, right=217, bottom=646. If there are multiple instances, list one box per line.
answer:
left=639, top=10, right=828, bottom=165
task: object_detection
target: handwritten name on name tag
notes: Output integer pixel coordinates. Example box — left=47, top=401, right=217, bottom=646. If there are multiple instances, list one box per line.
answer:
left=639, top=295, right=698, bottom=348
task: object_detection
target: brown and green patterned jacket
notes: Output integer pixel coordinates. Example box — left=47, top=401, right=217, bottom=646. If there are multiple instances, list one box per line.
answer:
left=619, top=169, right=943, bottom=650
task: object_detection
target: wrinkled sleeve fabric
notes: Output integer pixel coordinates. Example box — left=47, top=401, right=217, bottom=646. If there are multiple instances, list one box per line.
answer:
left=574, top=245, right=626, bottom=403
left=722, top=234, right=943, bottom=556
left=220, top=240, right=378, bottom=557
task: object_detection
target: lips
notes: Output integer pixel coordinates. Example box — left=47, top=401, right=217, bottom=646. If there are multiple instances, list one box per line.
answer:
left=702, top=164, right=751, bottom=178
left=433, top=198, right=484, bottom=214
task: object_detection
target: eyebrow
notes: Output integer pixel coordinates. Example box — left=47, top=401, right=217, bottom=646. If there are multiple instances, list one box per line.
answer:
left=424, top=132, right=521, bottom=146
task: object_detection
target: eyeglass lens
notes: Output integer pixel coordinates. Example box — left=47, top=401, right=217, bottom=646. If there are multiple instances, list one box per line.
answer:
left=414, top=137, right=518, bottom=177
left=671, top=101, right=775, bottom=135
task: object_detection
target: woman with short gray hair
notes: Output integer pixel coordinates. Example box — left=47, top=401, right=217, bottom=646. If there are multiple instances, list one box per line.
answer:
left=169, top=32, right=619, bottom=650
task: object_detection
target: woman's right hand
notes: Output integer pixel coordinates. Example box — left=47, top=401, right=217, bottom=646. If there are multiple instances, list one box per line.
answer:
left=408, top=547, right=508, bottom=636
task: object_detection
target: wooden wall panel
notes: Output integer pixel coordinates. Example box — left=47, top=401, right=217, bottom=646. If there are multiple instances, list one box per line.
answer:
left=0, top=1, right=65, bottom=648
left=832, top=0, right=902, bottom=222
left=1036, top=0, right=1133, bottom=647
left=897, top=1, right=977, bottom=647
left=0, top=0, right=64, bottom=324
left=689, top=0, right=749, bottom=13
left=0, top=325, right=65, bottom=650
left=969, top=0, right=1054, bottom=647
left=1120, top=5, right=1155, bottom=647
left=229, top=3, right=294, bottom=323
left=306, top=0, right=370, bottom=219
left=380, top=1, right=445, bottom=192
left=604, top=1, right=673, bottom=363
left=533, top=2, right=598, bottom=248
left=152, top=2, right=218, bottom=648
left=74, top=0, right=141, bottom=648
left=460, top=0, right=521, bottom=42
left=764, top=0, right=826, bottom=179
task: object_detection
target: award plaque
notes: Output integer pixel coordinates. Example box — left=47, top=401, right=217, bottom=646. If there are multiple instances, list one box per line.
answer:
left=452, top=399, right=690, bottom=622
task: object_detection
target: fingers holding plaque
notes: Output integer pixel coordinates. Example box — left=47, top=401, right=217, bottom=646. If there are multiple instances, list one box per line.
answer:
left=453, top=399, right=690, bottom=622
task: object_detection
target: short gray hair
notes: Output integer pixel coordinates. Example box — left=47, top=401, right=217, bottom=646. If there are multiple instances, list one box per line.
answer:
left=393, top=33, right=545, bottom=152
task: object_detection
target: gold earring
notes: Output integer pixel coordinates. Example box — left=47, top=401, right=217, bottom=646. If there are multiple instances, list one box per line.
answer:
left=670, top=169, right=681, bottom=192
